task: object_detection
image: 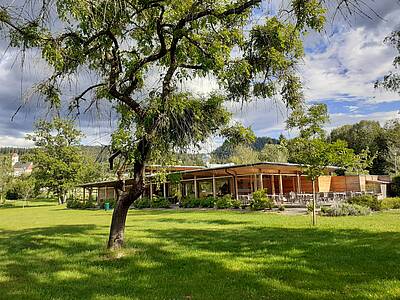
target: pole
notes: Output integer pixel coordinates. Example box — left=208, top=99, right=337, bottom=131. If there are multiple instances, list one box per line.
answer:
left=312, top=179, right=316, bottom=226
left=212, top=175, right=216, bottom=198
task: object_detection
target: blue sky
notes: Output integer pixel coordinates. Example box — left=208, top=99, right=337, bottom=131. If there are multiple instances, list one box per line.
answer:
left=0, top=0, right=399, bottom=149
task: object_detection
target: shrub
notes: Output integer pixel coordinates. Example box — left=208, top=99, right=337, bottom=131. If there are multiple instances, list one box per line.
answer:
left=391, top=176, right=400, bottom=197
left=381, top=197, right=400, bottom=210
left=347, top=194, right=381, bottom=211
left=215, top=194, right=233, bottom=209
left=181, top=196, right=200, bottom=208
left=83, top=199, right=97, bottom=209
left=231, top=199, right=241, bottom=209
left=66, top=198, right=97, bottom=209
left=150, top=197, right=171, bottom=208
left=100, top=198, right=116, bottom=209
left=278, top=205, right=285, bottom=211
left=133, top=197, right=151, bottom=209
left=66, top=198, right=81, bottom=209
left=250, top=189, right=272, bottom=211
left=199, top=197, right=216, bottom=208
left=322, top=203, right=371, bottom=216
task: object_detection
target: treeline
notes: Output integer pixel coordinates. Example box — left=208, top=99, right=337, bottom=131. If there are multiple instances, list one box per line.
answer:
left=211, top=119, right=400, bottom=176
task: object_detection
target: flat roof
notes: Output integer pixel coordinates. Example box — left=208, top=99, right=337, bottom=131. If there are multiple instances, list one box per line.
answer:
left=77, top=161, right=339, bottom=188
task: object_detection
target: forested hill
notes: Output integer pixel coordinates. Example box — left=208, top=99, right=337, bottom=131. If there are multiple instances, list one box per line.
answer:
left=0, top=145, right=110, bottom=163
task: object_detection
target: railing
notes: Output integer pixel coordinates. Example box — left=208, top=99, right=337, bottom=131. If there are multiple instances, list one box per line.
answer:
left=238, top=191, right=382, bottom=206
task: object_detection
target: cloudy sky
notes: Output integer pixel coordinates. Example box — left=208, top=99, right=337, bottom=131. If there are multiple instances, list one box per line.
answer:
left=0, top=0, right=399, bottom=149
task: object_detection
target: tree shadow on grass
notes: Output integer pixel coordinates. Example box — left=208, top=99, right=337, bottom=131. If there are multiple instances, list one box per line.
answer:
left=0, top=224, right=399, bottom=299
left=155, top=218, right=249, bottom=226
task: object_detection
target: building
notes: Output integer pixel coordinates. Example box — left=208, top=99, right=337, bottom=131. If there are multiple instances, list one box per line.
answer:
left=78, top=162, right=391, bottom=205
left=11, top=153, right=33, bottom=177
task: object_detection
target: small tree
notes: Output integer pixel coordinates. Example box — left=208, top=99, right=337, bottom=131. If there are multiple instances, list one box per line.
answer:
left=0, top=155, right=13, bottom=203
left=229, top=145, right=259, bottom=165
left=27, top=118, right=83, bottom=204
left=288, top=104, right=369, bottom=225
left=258, top=144, right=289, bottom=163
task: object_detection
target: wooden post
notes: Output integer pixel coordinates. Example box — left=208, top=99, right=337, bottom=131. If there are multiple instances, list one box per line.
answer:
left=88, top=188, right=92, bottom=201
left=194, top=176, right=198, bottom=198
left=312, top=180, right=316, bottom=226
left=150, top=182, right=153, bottom=200
left=184, top=183, right=188, bottom=197
left=260, top=174, right=263, bottom=190
left=83, top=188, right=86, bottom=201
left=254, top=174, right=257, bottom=191
left=163, top=182, right=167, bottom=198
left=297, top=173, right=301, bottom=193
left=234, top=175, right=239, bottom=200
left=271, top=175, right=275, bottom=195
left=212, top=175, right=216, bottom=198
left=279, top=172, right=283, bottom=195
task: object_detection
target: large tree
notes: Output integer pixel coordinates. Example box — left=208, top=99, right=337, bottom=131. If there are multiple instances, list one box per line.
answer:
left=27, top=118, right=83, bottom=204
left=0, top=0, right=361, bottom=248
left=329, top=120, right=388, bottom=174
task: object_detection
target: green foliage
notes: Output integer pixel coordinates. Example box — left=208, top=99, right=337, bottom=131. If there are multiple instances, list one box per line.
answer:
left=199, top=197, right=216, bottom=208
left=381, top=197, right=400, bottom=210
left=250, top=189, right=272, bottom=210
left=391, top=176, right=400, bottom=196
left=215, top=195, right=234, bottom=209
left=231, top=199, right=242, bottom=209
left=375, top=30, right=400, bottom=95
left=287, top=104, right=329, bottom=139
left=0, top=0, right=330, bottom=176
left=133, top=197, right=151, bottom=209
left=347, top=195, right=381, bottom=211
left=258, top=144, right=288, bottom=163
left=150, top=197, right=171, bottom=209
left=321, top=203, right=371, bottom=217
left=101, top=199, right=117, bottom=209
left=66, top=198, right=96, bottom=209
left=0, top=155, right=13, bottom=200
left=330, top=120, right=387, bottom=174
left=26, top=118, right=83, bottom=202
left=5, top=176, right=36, bottom=200
left=181, top=196, right=200, bottom=208
left=229, top=145, right=260, bottom=165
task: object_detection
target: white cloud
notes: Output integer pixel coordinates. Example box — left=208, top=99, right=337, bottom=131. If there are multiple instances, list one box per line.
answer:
left=301, top=10, right=400, bottom=104
left=0, top=135, right=34, bottom=148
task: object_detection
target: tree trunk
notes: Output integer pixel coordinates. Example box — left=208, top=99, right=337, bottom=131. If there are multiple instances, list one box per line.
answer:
left=107, top=195, right=131, bottom=249
left=312, top=179, right=316, bottom=226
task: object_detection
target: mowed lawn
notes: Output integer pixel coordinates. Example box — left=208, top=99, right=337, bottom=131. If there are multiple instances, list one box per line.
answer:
left=0, top=200, right=399, bottom=300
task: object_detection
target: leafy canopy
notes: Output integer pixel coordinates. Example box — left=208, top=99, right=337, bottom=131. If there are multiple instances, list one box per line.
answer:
left=0, top=0, right=330, bottom=171
left=26, top=118, right=83, bottom=199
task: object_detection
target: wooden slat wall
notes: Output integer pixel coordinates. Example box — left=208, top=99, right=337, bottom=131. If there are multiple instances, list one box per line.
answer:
left=318, top=176, right=331, bottom=192
left=330, top=176, right=361, bottom=192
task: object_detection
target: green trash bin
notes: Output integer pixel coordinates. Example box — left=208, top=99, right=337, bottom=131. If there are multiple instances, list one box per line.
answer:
left=104, top=202, right=110, bottom=211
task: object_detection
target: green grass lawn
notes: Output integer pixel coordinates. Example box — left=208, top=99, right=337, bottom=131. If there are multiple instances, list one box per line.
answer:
left=0, top=200, right=399, bottom=300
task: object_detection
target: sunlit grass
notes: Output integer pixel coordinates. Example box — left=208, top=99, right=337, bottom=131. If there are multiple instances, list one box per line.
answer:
left=0, top=199, right=399, bottom=299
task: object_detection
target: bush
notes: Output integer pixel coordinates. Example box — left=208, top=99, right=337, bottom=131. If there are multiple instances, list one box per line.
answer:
left=381, top=197, right=400, bottom=210
left=66, top=198, right=96, bottom=209
left=133, top=197, right=151, bottom=209
left=199, top=197, right=216, bottom=208
left=181, top=196, right=200, bottom=208
left=250, top=189, right=272, bottom=211
left=391, top=176, right=400, bottom=197
left=215, top=194, right=233, bottom=209
left=66, top=198, right=81, bottom=209
left=150, top=197, right=171, bottom=208
left=231, top=199, right=241, bottom=209
left=100, top=198, right=117, bottom=209
left=278, top=205, right=285, bottom=211
left=322, top=203, right=371, bottom=216
left=347, top=195, right=381, bottom=211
